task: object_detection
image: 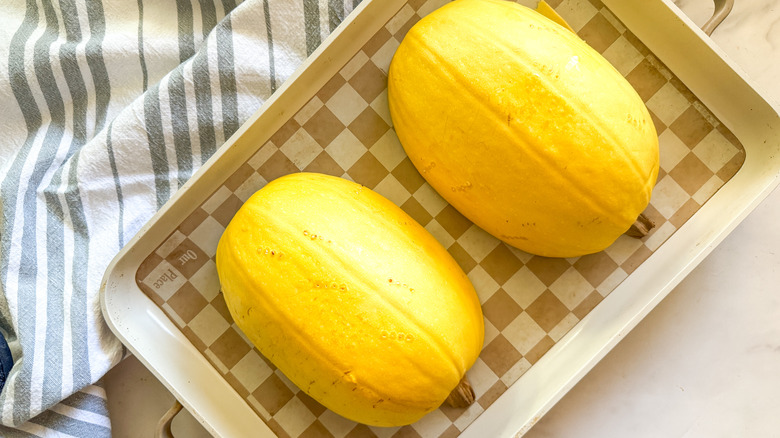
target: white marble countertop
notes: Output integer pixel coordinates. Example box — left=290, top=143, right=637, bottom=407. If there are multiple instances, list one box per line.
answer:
left=103, top=1, right=780, bottom=436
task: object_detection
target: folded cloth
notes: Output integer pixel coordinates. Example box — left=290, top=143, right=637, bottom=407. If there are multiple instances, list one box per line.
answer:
left=0, top=0, right=358, bottom=435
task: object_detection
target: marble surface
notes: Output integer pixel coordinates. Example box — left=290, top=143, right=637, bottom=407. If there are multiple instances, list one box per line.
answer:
left=103, top=1, right=780, bottom=436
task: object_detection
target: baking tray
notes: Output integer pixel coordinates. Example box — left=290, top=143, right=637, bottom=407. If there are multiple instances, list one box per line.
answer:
left=100, top=0, right=780, bottom=437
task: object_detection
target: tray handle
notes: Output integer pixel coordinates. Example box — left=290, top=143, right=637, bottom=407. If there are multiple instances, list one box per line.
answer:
left=702, top=0, right=734, bottom=35
left=155, top=400, right=183, bottom=438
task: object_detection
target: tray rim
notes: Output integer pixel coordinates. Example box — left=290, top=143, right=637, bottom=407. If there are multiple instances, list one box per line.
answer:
left=100, top=0, right=780, bottom=437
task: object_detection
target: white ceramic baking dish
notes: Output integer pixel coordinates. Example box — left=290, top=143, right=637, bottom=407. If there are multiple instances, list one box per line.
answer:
left=100, top=0, right=780, bottom=437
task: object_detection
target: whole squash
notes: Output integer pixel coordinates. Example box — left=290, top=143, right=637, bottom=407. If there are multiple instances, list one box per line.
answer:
left=215, top=172, right=484, bottom=427
left=387, top=0, right=660, bottom=257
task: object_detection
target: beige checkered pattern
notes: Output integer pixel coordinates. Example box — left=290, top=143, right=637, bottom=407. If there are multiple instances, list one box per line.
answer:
left=135, top=0, right=745, bottom=436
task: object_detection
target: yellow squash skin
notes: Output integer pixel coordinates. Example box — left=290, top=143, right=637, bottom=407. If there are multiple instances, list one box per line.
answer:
left=387, top=0, right=660, bottom=257
left=215, top=173, right=484, bottom=427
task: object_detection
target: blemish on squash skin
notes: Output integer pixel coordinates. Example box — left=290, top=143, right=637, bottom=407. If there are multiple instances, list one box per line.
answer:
left=303, top=279, right=348, bottom=291
left=501, top=235, right=529, bottom=241
left=257, top=247, right=282, bottom=257
left=388, top=279, right=411, bottom=289
left=305, top=229, right=328, bottom=241
left=451, top=181, right=472, bottom=192
left=421, top=161, right=436, bottom=173
left=626, top=113, right=647, bottom=129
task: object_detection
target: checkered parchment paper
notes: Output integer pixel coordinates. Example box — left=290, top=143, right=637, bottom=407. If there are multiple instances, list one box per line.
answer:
left=135, top=0, right=746, bottom=436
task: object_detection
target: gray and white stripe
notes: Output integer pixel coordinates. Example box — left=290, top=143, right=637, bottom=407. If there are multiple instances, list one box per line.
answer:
left=0, top=0, right=359, bottom=435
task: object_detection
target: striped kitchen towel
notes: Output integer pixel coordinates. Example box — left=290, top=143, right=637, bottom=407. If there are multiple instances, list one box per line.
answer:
left=0, top=0, right=359, bottom=435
